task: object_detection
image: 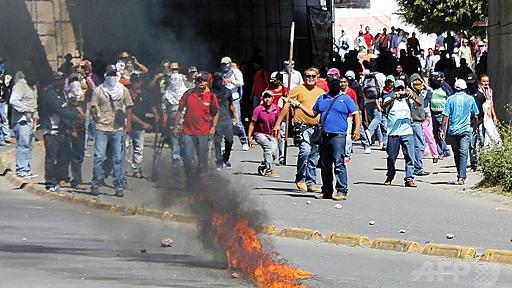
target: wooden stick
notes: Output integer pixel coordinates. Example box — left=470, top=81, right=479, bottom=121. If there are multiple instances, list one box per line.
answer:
left=283, top=21, right=295, bottom=165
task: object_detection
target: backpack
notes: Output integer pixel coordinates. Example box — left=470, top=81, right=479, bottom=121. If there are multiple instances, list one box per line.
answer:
left=363, top=72, right=381, bottom=99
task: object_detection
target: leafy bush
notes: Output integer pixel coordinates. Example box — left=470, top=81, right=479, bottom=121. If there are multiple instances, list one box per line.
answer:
left=479, top=125, right=512, bottom=193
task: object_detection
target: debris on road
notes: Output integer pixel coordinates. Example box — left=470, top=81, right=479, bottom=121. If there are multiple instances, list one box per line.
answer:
left=231, top=272, right=240, bottom=279
left=369, top=221, right=375, bottom=226
left=446, top=233, right=454, bottom=240
left=139, top=249, right=147, bottom=253
left=161, top=239, right=174, bottom=247
left=399, top=229, right=406, bottom=234
left=334, top=204, right=342, bottom=209
left=306, top=201, right=311, bottom=205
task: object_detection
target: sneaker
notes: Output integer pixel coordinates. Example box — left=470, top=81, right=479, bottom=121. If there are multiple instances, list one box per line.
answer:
left=264, top=170, right=280, bottom=178
left=59, top=180, right=67, bottom=187
left=224, top=162, right=232, bottom=169
left=90, top=186, right=99, bottom=196
left=242, top=144, right=250, bottom=151
left=279, top=158, right=286, bottom=165
left=307, top=186, right=321, bottom=193
left=18, top=173, right=38, bottom=179
left=0, top=142, right=10, bottom=147
left=433, top=158, right=439, bottom=163
left=48, top=185, right=60, bottom=193
left=470, top=165, right=477, bottom=172
left=296, top=181, right=308, bottom=192
left=404, top=180, right=417, bottom=188
left=455, top=178, right=465, bottom=185
left=333, top=192, right=347, bottom=201
left=364, top=147, right=372, bottom=154
left=314, top=192, right=332, bottom=200
left=413, top=171, right=430, bottom=176
left=114, top=189, right=124, bottom=197
left=216, top=164, right=223, bottom=171
left=384, top=177, right=393, bottom=186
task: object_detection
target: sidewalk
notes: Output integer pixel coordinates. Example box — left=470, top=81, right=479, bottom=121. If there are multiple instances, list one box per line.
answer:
left=5, top=134, right=512, bottom=251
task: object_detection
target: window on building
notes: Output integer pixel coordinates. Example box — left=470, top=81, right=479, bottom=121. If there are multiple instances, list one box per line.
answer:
left=334, top=0, right=371, bottom=9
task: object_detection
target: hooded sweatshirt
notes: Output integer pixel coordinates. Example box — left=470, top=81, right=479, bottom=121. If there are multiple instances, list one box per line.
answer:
left=408, top=73, right=426, bottom=123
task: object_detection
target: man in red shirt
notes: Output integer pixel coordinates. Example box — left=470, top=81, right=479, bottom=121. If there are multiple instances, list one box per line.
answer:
left=363, top=26, right=375, bottom=49
left=248, top=91, right=281, bottom=177
left=173, top=71, right=219, bottom=186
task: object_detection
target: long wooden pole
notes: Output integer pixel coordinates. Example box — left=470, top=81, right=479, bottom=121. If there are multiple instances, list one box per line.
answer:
left=283, top=22, right=295, bottom=165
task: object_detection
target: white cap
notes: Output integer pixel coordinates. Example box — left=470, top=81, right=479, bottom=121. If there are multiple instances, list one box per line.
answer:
left=454, top=79, right=467, bottom=90
left=221, top=56, right=232, bottom=64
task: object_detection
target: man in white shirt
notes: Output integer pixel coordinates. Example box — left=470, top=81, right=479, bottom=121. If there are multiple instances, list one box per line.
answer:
left=271, top=60, right=304, bottom=91
left=221, top=56, right=248, bottom=150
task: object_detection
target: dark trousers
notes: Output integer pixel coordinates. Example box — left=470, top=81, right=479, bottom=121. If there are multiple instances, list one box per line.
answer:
left=43, top=134, right=60, bottom=187
left=58, top=126, right=86, bottom=185
left=214, top=121, right=234, bottom=165
left=319, top=134, right=348, bottom=196
left=182, top=134, right=209, bottom=185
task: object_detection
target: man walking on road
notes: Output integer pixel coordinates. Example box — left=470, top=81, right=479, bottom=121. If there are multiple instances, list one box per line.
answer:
left=440, top=79, right=479, bottom=185
left=382, top=80, right=417, bottom=188
left=90, top=65, right=133, bottom=197
left=173, top=72, right=219, bottom=187
left=290, top=75, right=361, bottom=200
left=273, top=68, right=324, bottom=193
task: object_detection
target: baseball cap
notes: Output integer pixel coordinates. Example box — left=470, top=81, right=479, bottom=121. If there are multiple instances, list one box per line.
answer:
left=386, top=75, right=395, bottom=82
left=431, top=71, right=445, bottom=79
left=345, top=70, right=356, bottom=79
left=327, top=68, right=341, bottom=77
left=261, top=90, right=274, bottom=98
left=221, top=56, right=232, bottom=64
left=104, top=64, right=117, bottom=76
left=188, top=66, right=197, bottom=73
left=466, top=73, right=477, bottom=84
left=454, top=79, right=467, bottom=90
left=394, top=80, right=405, bottom=88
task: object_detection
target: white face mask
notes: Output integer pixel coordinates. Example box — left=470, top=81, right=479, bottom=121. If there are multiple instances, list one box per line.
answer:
left=105, top=76, right=118, bottom=87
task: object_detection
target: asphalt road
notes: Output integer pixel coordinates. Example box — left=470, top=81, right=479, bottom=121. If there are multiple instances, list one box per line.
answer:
left=2, top=175, right=512, bottom=288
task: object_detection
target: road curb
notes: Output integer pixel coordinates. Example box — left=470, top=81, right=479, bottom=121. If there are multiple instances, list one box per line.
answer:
left=1, top=147, right=511, bottom=264
left=370, top=238, right=422, bottom=253
left=325, top=233, right=369, bottom=247
left=422, top=243, right=477, bottom=259
left=278, top=227, right=323, bottom=241
left=481, top=249, right=512, bottom=264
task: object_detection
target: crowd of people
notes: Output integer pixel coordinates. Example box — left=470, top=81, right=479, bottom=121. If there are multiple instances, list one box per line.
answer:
left=0, top=25, right=501, bottom=200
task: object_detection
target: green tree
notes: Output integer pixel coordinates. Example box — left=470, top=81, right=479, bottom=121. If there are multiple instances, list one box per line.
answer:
left=396, top=0, right=487, bottom=34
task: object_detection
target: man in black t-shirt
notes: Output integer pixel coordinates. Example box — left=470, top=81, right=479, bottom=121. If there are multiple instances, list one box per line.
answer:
left=127, top=75, right=159, bottom=178
left=211, top=72, right=238, bottom=170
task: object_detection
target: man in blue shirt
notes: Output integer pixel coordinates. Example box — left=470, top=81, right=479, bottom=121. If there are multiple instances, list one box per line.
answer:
left=440, top=79, right=479, bottom=185
left=382, top=80, right=417, bottom=187
left=289, top=76, right=361, bottom=201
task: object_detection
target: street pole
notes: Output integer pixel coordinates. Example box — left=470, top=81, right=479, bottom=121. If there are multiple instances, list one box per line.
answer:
left=283, top=21, right=295, bottom=166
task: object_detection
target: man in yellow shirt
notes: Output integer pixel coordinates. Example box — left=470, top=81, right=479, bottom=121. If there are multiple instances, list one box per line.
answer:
left=273, top=67, right=324, bottom=192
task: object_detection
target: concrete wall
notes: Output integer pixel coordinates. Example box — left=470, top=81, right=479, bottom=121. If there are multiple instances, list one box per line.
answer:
left=488, top=0, right=512, bottom=119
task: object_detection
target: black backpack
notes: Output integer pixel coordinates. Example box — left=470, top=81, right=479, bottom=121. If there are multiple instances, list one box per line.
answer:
left=363, top=72, right=381, bottom=99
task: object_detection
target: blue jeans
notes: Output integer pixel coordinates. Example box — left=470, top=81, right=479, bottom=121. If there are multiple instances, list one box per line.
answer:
left=447, top=132, right=471, bottom=179
left=233, top=99, right=248, bottom=145
left=182, top=134, right=209, bottom=183
left=366, top=102, right=387, bottom=147
left=296, top=127, right=319, bottom=186
left=470, top=123, right=483, bottom=167
left=432, top=113, right=451, bottom=157
left=0, top=102, right=11, bottom=143
left=13, top=121, right=34, bottom=175
left=92, top=130, right=125, bottom=189
left=319, top=134, right=348, bottom=195
left=386, top=134, right=415, bottom=181
left=128, top=130, right=145, bottom=173
left=412, top=122, right=425, bottom=173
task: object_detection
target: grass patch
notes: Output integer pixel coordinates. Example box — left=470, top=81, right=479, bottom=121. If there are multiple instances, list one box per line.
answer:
left=478, top=125, right=512, bottom=194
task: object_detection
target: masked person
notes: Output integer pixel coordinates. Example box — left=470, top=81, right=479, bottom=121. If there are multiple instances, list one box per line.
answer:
left=10, top=71, right=38, bottom=178
left=90, top=65, right=133, bottom=197
left=220, top=56, right=248, bottom=150
left=116, top=51, right=148, bottom=86
left=408, top=74, right=429, bottom=176
left=211, top=72, right=238, bottom=170
left=271, top=60, right=304, bottom=91
left=248, top=91, right=281, bottom=177
left=289, top=75, right=361, bottom=200
left=161, top=64, right=188, bottom=168
left=173, top=71, right=219, bottom=187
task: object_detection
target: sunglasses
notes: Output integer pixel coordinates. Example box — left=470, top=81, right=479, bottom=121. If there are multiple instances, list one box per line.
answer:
left=304, top=74, right=317, bottom=79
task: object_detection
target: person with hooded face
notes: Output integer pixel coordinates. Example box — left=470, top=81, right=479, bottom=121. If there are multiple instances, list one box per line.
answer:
left=408, top=74, right=429, bottom=176
left=429, top=71, right=452, bottom=159
left=440, top=79, right=479, bottom=185
left=289, top=75, right=361, bottom=201
left=89, top=65, right=134, bottom=197
left=211, top=72, right=238, bottom=170
left=0, top=60, right=12, bottom=145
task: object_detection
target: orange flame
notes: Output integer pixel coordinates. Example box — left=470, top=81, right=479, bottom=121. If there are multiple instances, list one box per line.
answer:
left=212, top=212, right=313, bottom=287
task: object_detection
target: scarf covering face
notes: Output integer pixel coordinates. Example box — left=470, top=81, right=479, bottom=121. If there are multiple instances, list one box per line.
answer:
left=101, top=76, right=124, bottom=101
left=479, top=85, right=493, bottom=101
left=164, top=74, right=187, bottom=105
left=68, top=80, right=84, bottom=102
